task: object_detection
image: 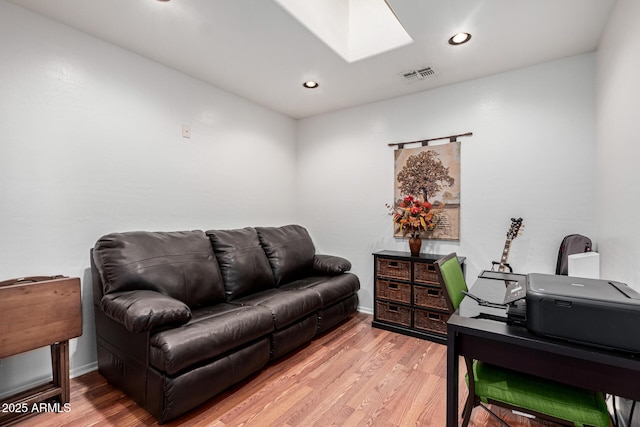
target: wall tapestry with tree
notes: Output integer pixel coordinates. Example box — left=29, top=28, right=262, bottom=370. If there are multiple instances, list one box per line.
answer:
left=393, top=141, right=460, bottom=240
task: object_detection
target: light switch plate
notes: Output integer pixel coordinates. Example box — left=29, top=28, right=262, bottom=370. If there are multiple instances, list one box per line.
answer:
left=182, top=124, right=191, bottom=138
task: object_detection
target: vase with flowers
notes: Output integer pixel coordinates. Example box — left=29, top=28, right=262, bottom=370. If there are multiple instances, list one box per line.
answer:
left=387, top=196, right=438, bottom=256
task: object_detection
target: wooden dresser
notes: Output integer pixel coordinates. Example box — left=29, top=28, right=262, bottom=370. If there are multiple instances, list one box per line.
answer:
left=372, top=251, right=465, bottom=344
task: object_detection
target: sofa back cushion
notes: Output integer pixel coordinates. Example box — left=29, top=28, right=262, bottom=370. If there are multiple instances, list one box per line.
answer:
left=206, top=227, right=276, bottom=300
left=93, top=230, right=225, bottom=308
left=256, top=225, right=316, bottom=286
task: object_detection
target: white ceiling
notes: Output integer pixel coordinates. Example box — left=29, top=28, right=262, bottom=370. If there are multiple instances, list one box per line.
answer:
left=8, top=0, right=617, bottom=119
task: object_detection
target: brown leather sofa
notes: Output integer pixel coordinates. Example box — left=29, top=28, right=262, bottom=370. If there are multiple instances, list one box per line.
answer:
left=90, top=225, right=359, bottom=423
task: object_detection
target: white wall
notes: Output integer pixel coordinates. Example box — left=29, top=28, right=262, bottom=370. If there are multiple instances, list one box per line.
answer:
left=0, top=0, right=615, bottom=400
left=296, top=54, right=598, bottom=311
left=596, top=0, right=640, bottom=290
left=0, top=1, right=297, bottom=396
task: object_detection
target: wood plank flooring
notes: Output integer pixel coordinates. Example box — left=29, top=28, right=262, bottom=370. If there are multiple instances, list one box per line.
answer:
left=15, top=313, right=560, bottom=426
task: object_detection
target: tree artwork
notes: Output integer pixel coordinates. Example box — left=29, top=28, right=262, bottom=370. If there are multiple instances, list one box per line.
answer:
left=393, top=142, right=461, bottom=240
left=396, top=150, right=454, bottom=203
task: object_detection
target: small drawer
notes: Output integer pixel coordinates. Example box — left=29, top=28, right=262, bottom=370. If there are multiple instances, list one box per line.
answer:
left=414, top=285, right=448, bottom=310
left=376, top=279, right=411, bottom=304
left=377, top=258, right=411, bottom=281
left=414, top=262, right=439, bottom=284
left=376, top=301, right=411, bottom=327
left=414, top=309, right=449, bottom=335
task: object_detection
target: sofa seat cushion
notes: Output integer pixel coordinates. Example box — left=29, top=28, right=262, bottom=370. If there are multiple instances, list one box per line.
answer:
left=233, top=288, right=322, bottom=329
left=279, top=273, right=360, bottom=308
left=149, top=303, right=273, bottom=376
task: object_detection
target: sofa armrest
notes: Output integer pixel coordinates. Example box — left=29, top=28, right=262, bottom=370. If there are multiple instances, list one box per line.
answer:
left=101, top=290, right=192, bottom=333
left=312, top=254, right=352, bottom=274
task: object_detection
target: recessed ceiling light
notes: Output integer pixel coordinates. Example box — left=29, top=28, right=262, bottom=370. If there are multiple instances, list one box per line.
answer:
left=448, top=32, right=472, bottom=45
left=302, top=81, right=319, bottom=89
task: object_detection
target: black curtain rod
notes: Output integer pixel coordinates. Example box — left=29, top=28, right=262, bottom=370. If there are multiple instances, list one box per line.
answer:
left=388, top=132, right=473, bottom=149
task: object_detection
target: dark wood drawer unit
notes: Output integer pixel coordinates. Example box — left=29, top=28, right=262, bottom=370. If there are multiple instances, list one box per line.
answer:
left=372, top=250, right=465, bottom=344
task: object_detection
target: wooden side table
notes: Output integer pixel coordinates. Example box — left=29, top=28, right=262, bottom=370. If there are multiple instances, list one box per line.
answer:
left=0, top=277, right=82, bottom=425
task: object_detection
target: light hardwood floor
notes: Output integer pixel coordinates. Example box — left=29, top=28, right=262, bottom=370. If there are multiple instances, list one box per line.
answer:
left=16, top=313, right=560, bottom=426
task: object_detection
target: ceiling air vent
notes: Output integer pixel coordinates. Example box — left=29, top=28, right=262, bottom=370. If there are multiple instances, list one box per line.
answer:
left=401, top=66, right=437, bottom=83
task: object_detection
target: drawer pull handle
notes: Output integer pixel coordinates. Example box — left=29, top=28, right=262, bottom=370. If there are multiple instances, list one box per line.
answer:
left=427, top=289, right=440, bottom=296
left=389, top=305, right=399, bottom=312
left=388, top=261, right=399, bottom=267
left=428, top=313, right=440, bottom=320
left=389, top=283, right=399, bottom=289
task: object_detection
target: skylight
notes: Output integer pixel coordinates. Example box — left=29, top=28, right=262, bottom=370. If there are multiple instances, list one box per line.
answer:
left=273, top=0, right=413, bottom=63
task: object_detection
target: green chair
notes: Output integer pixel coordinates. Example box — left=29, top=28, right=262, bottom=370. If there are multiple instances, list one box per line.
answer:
left=434, top=253, right=611, bottom=427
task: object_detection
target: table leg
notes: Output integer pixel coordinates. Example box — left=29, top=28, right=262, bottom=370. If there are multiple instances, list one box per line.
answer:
left=0, top=341, right=71, bottom=425
left=447, top=328, right=459, bottom=427
left=50, top=341, right=71, bottom=403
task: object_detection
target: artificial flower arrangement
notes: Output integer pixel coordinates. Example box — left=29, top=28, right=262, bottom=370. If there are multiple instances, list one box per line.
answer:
left=387, top=195, right=439, bottom=238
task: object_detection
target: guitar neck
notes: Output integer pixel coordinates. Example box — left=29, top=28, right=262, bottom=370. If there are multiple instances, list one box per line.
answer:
left=494, top=218, right=522, bottom=273
left=498, top=239, right=512, bottom=271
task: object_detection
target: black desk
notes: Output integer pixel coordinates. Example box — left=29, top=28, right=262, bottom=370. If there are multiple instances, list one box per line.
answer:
left=446, top=277, right=640, bottom=427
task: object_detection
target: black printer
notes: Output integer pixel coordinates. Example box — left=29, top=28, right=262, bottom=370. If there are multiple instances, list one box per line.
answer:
left=524, top=273, right=640, bottom=353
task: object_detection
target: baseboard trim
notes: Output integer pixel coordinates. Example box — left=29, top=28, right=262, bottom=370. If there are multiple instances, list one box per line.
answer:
left=71, top=361, right=98, bottom=379
left=0, top=361, right=98, bottom=400
left=357, top=306, right=373, bottom=315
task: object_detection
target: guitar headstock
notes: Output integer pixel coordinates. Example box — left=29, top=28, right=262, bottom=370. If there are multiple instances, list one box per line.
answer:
left=507, top=217, right=523, bottom=239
